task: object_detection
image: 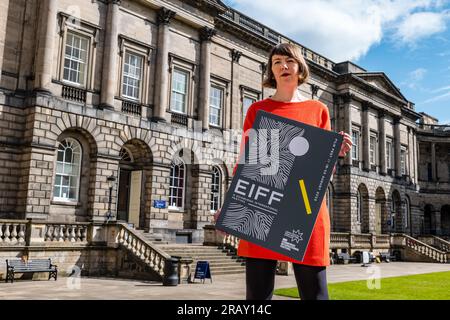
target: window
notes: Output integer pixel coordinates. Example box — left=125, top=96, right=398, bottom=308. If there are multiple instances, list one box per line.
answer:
left=210, top=166, right=222, bottom=211
left=370, top=135, right=377, bottom=165
left=352, top=130, right=360, bottom=160
left=386, top=138, right=393, bottom=169
left=243, top=96, right=256, bottom=122
left=122, top=51, right=143, bottom=100
left=170, top=68, right=189, bottom=114
left=63, top=32, right=89, bottom=86
left=209, top=85, right=223, bottom=127
left=53, top=138, right=82, bottom=201
left=169, top=160, right=185, bottom=209
left=356, top=189, right=362, bottom=223
left=400, top=147, right=407, bottom=175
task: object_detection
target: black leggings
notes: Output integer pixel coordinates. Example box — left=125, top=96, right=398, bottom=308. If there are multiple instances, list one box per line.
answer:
left=245, top=257, right=329, bottom=300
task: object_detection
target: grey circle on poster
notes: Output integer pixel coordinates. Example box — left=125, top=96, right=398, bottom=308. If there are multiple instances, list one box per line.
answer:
left=289, top=136, right=309, bottom=156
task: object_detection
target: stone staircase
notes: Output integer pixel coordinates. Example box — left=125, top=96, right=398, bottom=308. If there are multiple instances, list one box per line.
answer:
left=393, top=234, right=449, bottom=263
left=152, top=243, right=246, bottom=276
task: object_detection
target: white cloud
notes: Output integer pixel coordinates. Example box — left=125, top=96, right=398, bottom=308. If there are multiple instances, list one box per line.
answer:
left=401, top=68, right=428, bottom=89
left=432, top=84, right=450, bottom=92
left=225, top=0, right=450, bottom=61
left=423, top=89, right=450, bottom=103
left=394, top=11, right=449, bottom=46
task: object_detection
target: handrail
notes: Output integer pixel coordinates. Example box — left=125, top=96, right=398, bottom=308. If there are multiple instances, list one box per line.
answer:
left=401, top=234, right=447, bottom=263
left=115, top=222, right=172, bottom=279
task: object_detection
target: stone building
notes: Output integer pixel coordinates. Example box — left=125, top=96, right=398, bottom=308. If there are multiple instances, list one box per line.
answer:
left=0, top=0, right=449, bottom=245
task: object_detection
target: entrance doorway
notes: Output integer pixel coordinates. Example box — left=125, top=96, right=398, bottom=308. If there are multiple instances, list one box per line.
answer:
left=117, top=168, right=142, bottom=228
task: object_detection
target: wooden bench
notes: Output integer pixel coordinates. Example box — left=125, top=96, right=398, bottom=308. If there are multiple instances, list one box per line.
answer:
left=379, top=252, right=397, bottom=263
left=5, top=259, right=58, bottom=283
left=336, top=253, right=357, bottom=264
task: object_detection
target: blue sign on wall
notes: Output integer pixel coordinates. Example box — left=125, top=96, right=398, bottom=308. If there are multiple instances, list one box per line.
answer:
left=193, top=261, right=212, bottom=283
left=153, top=200, right=166, bottom=209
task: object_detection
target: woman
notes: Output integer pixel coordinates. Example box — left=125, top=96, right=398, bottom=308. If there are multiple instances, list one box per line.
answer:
left=215, top=43, right=352, bottom=300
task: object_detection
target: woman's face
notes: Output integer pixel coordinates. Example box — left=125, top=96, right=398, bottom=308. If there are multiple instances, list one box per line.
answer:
left=271, top=54, right=299, bottom=87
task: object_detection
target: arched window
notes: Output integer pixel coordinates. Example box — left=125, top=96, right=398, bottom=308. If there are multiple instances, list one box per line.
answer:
left=356, top=189, right=362, bottom=223
left=169, top=160, right=185, bottom=209
left=53, top=138, right=82, bottom=201
left=211, top=166, right=222, bottom=211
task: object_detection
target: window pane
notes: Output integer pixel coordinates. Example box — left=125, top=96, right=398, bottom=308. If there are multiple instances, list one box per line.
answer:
left=63, top=32, right=89, bottom=85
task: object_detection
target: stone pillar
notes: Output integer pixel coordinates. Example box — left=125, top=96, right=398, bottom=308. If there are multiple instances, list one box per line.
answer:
left=0, top=0, right=10, bottom=85
left=34, top=0, right=58, bottom=93
left=99, top=0, right=120, bottom=110
left=199, top=27, right=216, bottom=131
left=431, top=142, right=437, bottom=181
left=88, top=156, right=119, bottom=222
left=379, top=110, right=387, bottom=175
left=191, top=166, right=213, bottom=231
left=435, top=208, right=442, bottom=236
left=153, top=8, right=176, bottom=122
left=394, top=117, right=402, bottom=178
left=342, top=94, right=352, bottom=166
left=230, top=49, right=242, bottom=130
left=362, top=102, right=370, bottom=171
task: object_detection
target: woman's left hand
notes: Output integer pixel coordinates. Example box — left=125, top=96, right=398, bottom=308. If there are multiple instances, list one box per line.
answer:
left=338, top=131, right=353, bottom=158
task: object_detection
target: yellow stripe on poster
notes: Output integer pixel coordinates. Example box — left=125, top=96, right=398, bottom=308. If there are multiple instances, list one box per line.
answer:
left=299, top=179, right=312, bottom=215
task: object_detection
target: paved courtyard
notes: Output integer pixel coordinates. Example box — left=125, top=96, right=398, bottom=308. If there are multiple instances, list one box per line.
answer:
left=0, top=262, right=449, bottom=300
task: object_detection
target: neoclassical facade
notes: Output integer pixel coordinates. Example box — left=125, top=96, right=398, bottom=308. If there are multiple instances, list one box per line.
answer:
left=0, top=0, right=448, bottom=243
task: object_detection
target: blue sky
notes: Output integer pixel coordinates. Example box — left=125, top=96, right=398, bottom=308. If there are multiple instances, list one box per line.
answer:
left=223, top=0, right=450, bottom=124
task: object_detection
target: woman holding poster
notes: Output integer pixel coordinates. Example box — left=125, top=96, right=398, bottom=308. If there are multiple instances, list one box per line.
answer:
left=215, top=43, right=352, bottom=300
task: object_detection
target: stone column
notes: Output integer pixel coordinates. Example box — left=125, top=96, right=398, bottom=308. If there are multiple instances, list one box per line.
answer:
left=362, top=102, right=370, bottom=171
left=394, top=117, right=402, bottom=178
left=0, top=0, right=10, bottom=85
left=379, top=110, right=386, bottom=175
left=34, top=0, right=58, bottom=93
left=153, top=8, right=176, bottom=122
left=342, top=93, right=352, bottom=166
left=230, top=49, right=242, bottom=130
left=99, top=0, right=120, bottom=110
left=191, top=166, right=213, bottom=232
left=199, top=27, right=216, bottom=131
left=431, top=142, right=437, bottom=181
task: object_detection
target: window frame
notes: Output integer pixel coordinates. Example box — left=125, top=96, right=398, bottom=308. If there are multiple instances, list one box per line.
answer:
left=369, top=133, right=378, bottom=165
left=57, top=12, right=99, bottom=91
left=168, top=160, right=186, bottom=210
left=118, top=36, right=152, bottom=105
left=168, top=54, right=196, bottom=116
left=209, top=84, right=225, bottom=128
left=210, top=166, right=222, bottom=212
left=53, top=138, right=83, bottom=202
left=351, top=128, right=360, bottom=161
left=240, top=85, right=260, bottom=126
left=400, top=146, right=407, bottom=176
left=386, top=137, right=393, bottom=170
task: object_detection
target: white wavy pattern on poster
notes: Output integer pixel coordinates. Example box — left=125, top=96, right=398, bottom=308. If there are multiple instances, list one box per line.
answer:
left=241, top=116, right=304, bottom=190
left=222, top=202, right=273, bottom=241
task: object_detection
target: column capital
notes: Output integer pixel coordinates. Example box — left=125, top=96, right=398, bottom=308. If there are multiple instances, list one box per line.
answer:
left=393, top=116, right=402, bottom=125
left=260, top=62, right=268, bottom=74
left=361, top=101, right=373, bottom=111
left=200, top=27, right=216, bottom=42
left=378, top=109, right=386, bottom=118
left=231, top=49, right=242, bottom=63
left=157, top=7, right=176, bottom=25
left=310, top=84, right=319, bottom=99
left=108, top=0, right=121, bottom=5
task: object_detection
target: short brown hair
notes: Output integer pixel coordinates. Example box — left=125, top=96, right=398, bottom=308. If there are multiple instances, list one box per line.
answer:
left=263, top=43, right=310, bottom=89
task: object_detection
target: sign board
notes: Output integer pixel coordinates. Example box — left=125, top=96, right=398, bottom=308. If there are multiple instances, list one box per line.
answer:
left=193, top=261, right=212, bottom=283
left=215, top=110, right=343, bottom=261
left=153, top=200, right=166, bottom=209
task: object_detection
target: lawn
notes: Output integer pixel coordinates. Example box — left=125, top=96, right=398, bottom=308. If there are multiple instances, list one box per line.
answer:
left=274, top=271, right=450, bottom=300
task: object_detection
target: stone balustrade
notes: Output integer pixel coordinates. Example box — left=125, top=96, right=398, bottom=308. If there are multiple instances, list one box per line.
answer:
left=0, top=220, right=28, bottom=245
left=44, top=223, right=89, bottom=243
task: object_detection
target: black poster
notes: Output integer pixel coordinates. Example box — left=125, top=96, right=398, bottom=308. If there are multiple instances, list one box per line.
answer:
left=215, top=110, right=343, bottom=261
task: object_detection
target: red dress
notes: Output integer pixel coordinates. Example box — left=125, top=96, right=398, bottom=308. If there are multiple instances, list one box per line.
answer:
left=233, top=98, right=332, bottom=267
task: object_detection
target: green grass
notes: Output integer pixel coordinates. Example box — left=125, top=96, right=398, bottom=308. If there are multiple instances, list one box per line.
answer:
left=274, top=271, right=450, bottom=300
